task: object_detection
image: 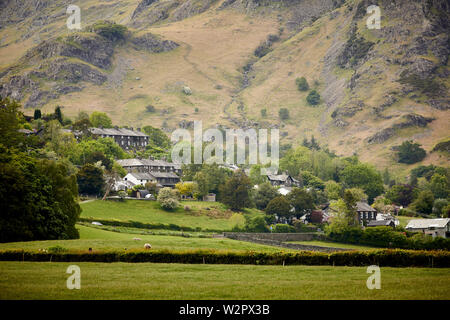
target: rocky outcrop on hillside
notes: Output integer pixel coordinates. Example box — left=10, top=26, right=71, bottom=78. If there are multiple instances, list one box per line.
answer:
left=130, top=33, right=179, bottom=53
left=22, top=34, right=114, bottom=69
left=367, top=113, right=435, bottom=144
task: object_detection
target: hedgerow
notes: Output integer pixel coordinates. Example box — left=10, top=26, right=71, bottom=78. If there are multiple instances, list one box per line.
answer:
left=0, top=249, right=448, bottom=267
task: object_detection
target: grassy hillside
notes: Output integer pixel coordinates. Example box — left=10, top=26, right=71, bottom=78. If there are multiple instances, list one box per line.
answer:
left=0, top=0, right=448, bottom=176
left=0, top=224, right=290, bottom=253
left=79, top=200, right=261, bottom=231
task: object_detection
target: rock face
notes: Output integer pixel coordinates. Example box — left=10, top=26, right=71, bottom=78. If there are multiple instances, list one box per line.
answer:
left=24, top=34, right=115, bottom=69
left=367, top=114, right=435, bottom=144
left=131, top=33, right=179, bottom=53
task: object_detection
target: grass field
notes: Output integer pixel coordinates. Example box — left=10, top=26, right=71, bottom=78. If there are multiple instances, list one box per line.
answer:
left=286, top=241, right=377, bottom=251
left=0, top=225, right=292, bottom=253
left=80, top=200, right=259, bottom=231
left=0, top=262, right=449, bottom=299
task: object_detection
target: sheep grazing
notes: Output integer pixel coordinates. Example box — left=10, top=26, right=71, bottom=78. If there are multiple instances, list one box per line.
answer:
left=133, top=237, right=142, bottom=241
left=144, top=243, right=152, bottom=249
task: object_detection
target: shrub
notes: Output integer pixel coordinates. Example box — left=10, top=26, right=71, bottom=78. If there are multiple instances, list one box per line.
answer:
left=279, top=108, right=289, bottom=120
left=306, top=90, right=321, bottom=105
left=145, top=105, right=155, bottom=113
left=89, top=21, right=127, bottom=42
left=273, top=224, right=296, bottom=233
left=295, top=77, right=309, bottom=91
left=157, top=187, right=180, bottom=210
left=397, top=140, right=426, bottom=164
left=260, top=108, right=267, bottom=117
left=243, top=216, right=269, bottom=233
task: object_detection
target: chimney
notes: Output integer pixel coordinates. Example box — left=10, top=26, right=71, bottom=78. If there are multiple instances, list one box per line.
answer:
left=137, top=128, right=141, bottom=132
left=130, top=127, right=134, bottom=131
left=114, top=125, right=119, bottom=130
left=99, top=125, right=103, bottom=129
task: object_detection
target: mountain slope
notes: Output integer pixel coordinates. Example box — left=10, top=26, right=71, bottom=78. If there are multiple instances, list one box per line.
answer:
left=0, top=0, right=448, bottom=175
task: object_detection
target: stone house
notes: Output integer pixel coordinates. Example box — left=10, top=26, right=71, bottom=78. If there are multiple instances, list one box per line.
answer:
left=406, top=218, right=450, bottom=238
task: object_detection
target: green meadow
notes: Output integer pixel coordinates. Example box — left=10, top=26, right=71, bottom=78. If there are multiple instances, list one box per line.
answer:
left=0, top=262, right=449, bottom=299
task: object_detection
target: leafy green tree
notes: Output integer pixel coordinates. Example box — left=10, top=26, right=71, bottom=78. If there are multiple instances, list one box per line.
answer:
left=0, top=97, right=25, bottom=149
left=33, top=109, right=41, bottom=120
left=249, top=164, right=268, bottom=185
left=142, top=125, right=171, bottom=150
left=409, top=190, right=434, bottom=215
left=325, top=180, right=342, bottom=200
left=0, top=147, right=80, bottom=242
left=306, top=90, right=320, bottom=105
left=76, top=163, right=105, bottom=195
left=102, top=162, right=127, bottom=200
left=343, top=189, right=359, bottom=226
left=72, top=118, right=92, bottom=136
left=296, top=77, right=309, bottom=91
left=386, top=184, right=416, bottom=207
left=69, top=137, right=127, bottom=165
left=89, top=111, right=113, bottom=128
left=220, top=170, right=252, bottom=211
left=433, top=199, right=449, bottom=217
left=253, top=182, right=279, bottom=210
left=397, top=140, right=426, bottom=164
left=340, top=163, right=384, bottom=203
left=265, top=196, right=291, bottom=217
left=301, top=171, right=325, bottom=190
left=193, top=164, right=230, bottom=197
left=345, top=187, right=368, bottom=202
left=286, top=187, right=315, bottom=216
left=429, top=173, right=449, bottom=199
left=54, top=106, right=63, bottom=124
left=242, top=215, right=269, bottom=233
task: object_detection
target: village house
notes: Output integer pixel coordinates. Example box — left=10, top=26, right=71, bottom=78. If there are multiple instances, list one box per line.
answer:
left=89, top=126, right=149, bottom=150
left=323, top=201, right=378, bottom=226
left=122, top=171, right=181, bottom=189
left=356, top=201, right=378, bottom=225
left=116, top=158, right=182, bottom=175
left=405, top=218, right=450, bottom=238
left=267, top=173, right=301, bottom=187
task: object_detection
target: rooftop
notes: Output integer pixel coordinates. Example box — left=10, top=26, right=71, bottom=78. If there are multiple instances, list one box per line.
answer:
left=406, top=218, right=450, bottom=229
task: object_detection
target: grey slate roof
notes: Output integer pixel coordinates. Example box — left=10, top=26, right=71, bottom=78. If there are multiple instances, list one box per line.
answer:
left=90, top=127, right=148, bottom=137
left=267, top=174, right=290, bottom=182
left=128, top=172, right=154, bottom=180
left=117, top=159, right=146, bottom=167
left=367, top=220, right=395, bottom=227
left=356, top=202, right=377, bottom=212
left=406, top=218, right=450, bottom=229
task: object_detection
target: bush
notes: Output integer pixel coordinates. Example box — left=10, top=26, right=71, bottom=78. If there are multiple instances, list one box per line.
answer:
left=325, top=226, right=450, bottom=250
left=273, top=224, right=296, bottom=233
left=157, top=188, right=180, bottom=210
left=397, top=140, right=426, bottom=164
left=295, top=77, right=309, bottom=91
left=306, top=90, right=321, bottom=105
left=279, top=108, right=289, bottom=120
left=145, top=105, right=156, bottom=113
left=242, top=216, right=269, bottom=233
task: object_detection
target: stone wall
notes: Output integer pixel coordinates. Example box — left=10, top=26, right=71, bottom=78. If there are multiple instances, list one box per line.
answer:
left=223, top=232, right=351, bottom=252
left=224, top=232, right=316, bottom=242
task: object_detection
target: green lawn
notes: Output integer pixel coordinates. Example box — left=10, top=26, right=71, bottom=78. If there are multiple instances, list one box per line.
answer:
left=0, top=262, right=448, bottom=299
left=286, top=241, right=378, bottom=251
left=397, top=215, right=415, bottom=227
left=0, top=225, right=292, bottom=253
left=80, top=200, right=258, bottom=231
